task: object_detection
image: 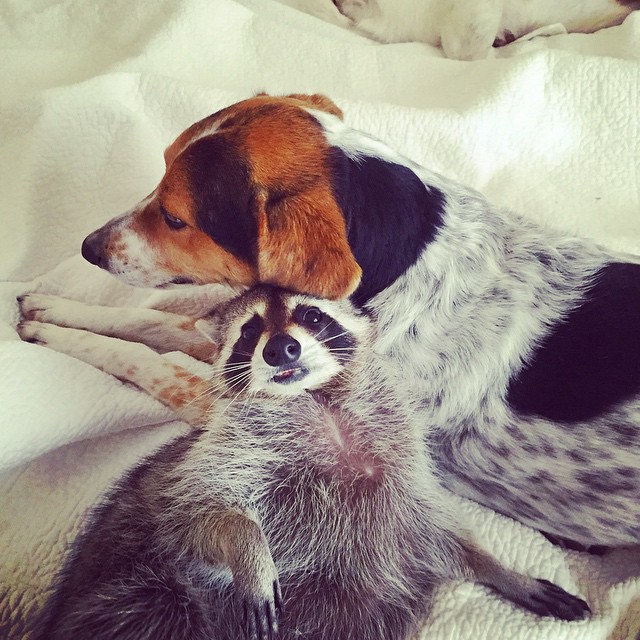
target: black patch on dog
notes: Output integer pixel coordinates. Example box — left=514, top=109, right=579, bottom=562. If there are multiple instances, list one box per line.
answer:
left=507, top=262, right=640, bottom=423
left=185, top=136, right=258, bottom=264
left=328, top=149, right=445, bottom=305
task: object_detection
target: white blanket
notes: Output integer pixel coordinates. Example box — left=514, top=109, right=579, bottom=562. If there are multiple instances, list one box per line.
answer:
left=1, top=1, right=640, bottom=638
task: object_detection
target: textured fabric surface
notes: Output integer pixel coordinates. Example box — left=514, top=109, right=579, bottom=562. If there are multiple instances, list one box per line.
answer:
left=1, top=1, right=640, bottom=638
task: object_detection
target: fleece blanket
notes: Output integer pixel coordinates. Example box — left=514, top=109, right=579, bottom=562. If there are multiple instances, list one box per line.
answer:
left=1, top=0, right=640, bottom=638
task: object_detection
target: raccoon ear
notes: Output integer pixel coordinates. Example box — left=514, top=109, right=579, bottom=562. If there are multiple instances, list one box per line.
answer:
left=255, top=190, right=362, bottom=300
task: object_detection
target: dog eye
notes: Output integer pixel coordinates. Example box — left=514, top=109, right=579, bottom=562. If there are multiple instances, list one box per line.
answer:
left=161, top=208, right=187, bottom=230
left=241, top=323, right=257, bottom=340
left=302, top=307, right=323, bottom=325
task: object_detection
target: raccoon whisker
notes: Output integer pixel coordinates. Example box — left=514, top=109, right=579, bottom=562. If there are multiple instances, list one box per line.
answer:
left=317, top=330, right=354, bottom=346
left=302, top=338, right=354, bottom=361
left=177, top=375, right=240, bottom=417
left=211, top=359, right=253, bottom=378
left=217, top=360, right=253, bottom=371
left=231, top=350, right=256, bottom=358
left=182, top=385, right=217, bottom=409
left=313, top=320, right=339, bottom=341
left=207, top=369, right=249, bottom=385
left=312, top=326, right=330, bottom=342
left=201, top=373, right=252, bottom=413
left=223, top=370, right=254, bottom=386
left=207, top=372, right=253, bottom=400
left=219, top=363, right=253, bottom=374
left=193, top=369, right=253, bottom=407
left=220, top=379, right=253, bottom=416
left=223, top=367, right=255, bottom=386
left=201, top=373, right=239, bottom=394
left=237, top=388, right=260, bottom=424
left=301, top=332, right=351, bottom=356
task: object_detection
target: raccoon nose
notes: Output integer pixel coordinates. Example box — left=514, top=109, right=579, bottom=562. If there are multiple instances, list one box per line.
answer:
left=263, top=334, right=301, bottom=367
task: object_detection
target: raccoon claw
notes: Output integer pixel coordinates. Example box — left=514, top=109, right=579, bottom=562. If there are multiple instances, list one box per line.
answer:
left=239, top=580, right=281, bottom=640
left=273, top=579, right=283, bottom=613
left=526, top=579, right=591, bottom=621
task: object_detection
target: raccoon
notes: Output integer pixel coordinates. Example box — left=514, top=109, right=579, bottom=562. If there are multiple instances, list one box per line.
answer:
left=31, top=285, right=590, bottom=640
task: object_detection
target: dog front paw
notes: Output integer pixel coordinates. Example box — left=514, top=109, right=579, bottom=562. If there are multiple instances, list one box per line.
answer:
left=18, top=293, right=75, bottom=324
left=17, top=319, right=55, bottom=345
left=17, top=320, right=95, bottom=358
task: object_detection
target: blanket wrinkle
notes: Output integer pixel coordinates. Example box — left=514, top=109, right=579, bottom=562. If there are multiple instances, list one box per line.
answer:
left=1, top=1, right=639, bottom=638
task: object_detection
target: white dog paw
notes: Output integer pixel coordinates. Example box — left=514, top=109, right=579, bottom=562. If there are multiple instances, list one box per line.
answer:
left=17, top=320, right=93, bottom=354
left=17, top=319, right=61, bottom=346
left=18, top=293, right=78, bottom=324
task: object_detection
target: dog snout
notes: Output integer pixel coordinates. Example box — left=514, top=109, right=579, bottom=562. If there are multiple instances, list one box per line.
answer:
left=81, top=229, right=107, bottom=267
left=263, top=334, right=302, bottom=367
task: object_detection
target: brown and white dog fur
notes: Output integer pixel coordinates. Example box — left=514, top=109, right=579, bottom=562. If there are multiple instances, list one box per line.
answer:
left=30, top=285, right=589, bottom=640
left=332, top=0, right=639, bottom=59
left=18, top=93, right=640, bottom=551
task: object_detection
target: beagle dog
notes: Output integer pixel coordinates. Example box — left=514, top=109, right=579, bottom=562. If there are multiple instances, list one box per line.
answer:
left=333, top=0, right=638, bottom=59
left=19, top=93, right=640, bottom=551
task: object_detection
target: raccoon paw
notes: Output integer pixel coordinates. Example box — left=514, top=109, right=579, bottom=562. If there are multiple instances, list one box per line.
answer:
left=237, top=578, right=282, bottom=640
left=523, top=579, right=591, bottom=621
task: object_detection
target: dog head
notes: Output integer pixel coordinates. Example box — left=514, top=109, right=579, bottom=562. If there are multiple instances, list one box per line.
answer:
left=83, top=93, right=444, bottom=303
left=82, top=94, right=362, bottom=298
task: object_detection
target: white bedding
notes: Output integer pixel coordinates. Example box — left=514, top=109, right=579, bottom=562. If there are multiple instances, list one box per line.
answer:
left=1, top=1, right=640, bottom=638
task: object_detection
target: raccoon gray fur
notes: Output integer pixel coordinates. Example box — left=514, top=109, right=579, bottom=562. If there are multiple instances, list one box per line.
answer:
left=31, top=285, right=589, bottom=640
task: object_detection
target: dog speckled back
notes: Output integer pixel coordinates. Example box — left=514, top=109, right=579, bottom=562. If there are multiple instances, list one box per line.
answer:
left=30, top=287, right=589, bottom=640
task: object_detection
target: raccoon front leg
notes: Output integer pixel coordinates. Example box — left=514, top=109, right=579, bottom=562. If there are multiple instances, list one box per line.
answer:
left=196, top=509, right=282, bottom=640
left=461, top=540, right=591, bottom=621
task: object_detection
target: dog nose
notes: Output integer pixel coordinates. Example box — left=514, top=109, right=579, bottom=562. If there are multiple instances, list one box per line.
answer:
left=81, top=230, right=106, bottom=267
left=263, top=334, right=301, bottom=367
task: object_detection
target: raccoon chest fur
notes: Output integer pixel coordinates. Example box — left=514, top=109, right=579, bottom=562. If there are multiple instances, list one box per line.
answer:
left=301, top=395, right=386, bottom=480
left=234, top=394, right=450, bottom=584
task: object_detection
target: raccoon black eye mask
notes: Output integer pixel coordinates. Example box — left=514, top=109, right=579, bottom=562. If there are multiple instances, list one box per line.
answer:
left=19, top=92, right=640, bottom=549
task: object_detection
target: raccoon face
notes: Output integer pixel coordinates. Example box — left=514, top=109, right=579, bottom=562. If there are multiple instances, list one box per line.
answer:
left=200, top=285, right=371, bottom=397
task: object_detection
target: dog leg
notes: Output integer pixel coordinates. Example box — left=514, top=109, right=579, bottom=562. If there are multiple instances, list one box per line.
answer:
left=462, top=540, right=591, bottom=621
left=18, top=293, right=217, bottom=361
left=439, top=0, right=502, bottom=59
left=17, top=321, right=212, bottom=427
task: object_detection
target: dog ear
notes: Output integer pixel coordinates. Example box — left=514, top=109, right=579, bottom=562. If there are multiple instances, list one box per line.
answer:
left=285, top=94, right=344, bottom=120
left=256, top=190, right=361, bottom=300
